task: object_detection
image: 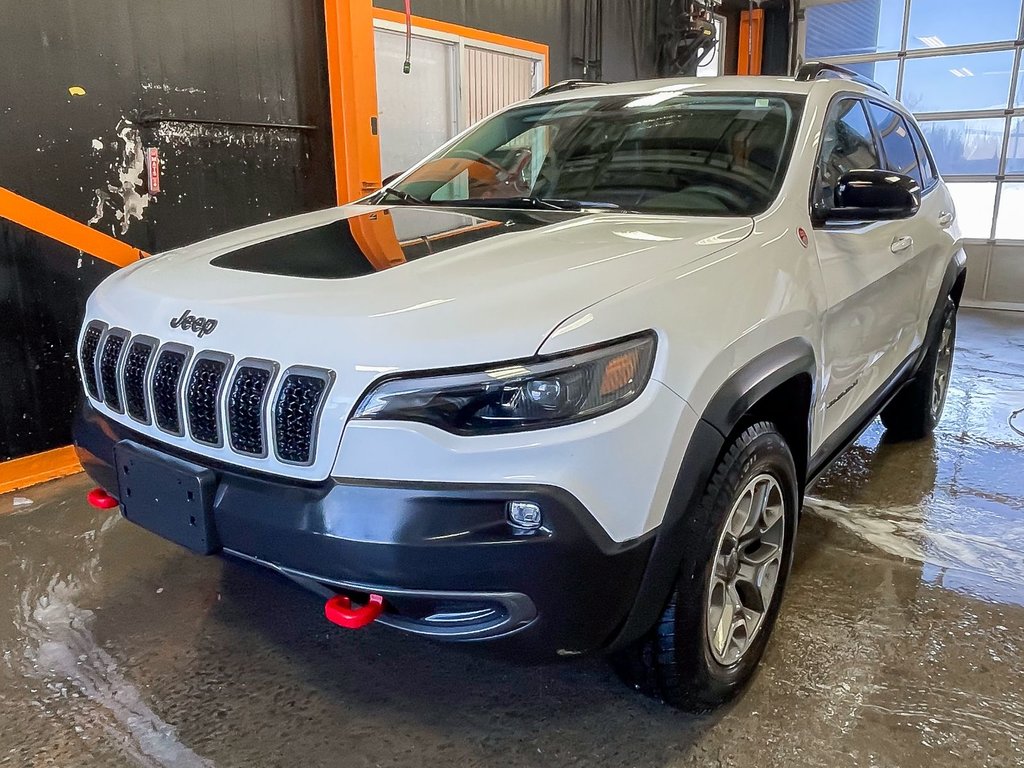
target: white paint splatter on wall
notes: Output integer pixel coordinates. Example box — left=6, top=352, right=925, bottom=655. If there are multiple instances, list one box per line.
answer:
left=87, top=119, right=151, bottom=235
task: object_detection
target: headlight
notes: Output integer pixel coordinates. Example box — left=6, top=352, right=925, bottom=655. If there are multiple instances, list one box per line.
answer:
left=352, top=332, right=656, bottom=435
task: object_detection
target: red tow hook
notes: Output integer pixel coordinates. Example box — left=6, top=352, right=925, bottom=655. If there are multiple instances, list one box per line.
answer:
left=87, top=487, right=119, bottom=510
left=324, top=593, right=385, bottom=629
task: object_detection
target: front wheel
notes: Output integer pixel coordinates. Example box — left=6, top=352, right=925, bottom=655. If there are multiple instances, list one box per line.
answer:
left=881, top=298, right=957, bottom=440
left=611, top=421, right=799, bottom=711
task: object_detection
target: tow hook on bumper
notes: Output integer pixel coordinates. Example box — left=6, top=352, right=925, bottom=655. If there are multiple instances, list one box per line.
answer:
left=87, top=487, right=119, bottom=509
left=324, top=593, right=386, bottom=629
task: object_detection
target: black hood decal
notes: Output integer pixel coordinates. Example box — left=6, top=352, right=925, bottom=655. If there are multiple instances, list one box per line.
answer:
left=210, top=207, right=584, bottom=279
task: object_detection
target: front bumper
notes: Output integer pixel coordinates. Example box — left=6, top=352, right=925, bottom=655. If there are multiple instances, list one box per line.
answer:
left=75, top=402, right=654, bottom=657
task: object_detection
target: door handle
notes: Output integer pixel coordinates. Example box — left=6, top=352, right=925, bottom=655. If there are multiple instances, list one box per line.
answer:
left=890, top=235, right=913, bottom=254
left=938, top=210, right=954, bottom=227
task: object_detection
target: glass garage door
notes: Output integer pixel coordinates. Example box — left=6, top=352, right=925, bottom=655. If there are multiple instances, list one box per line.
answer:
left=799, top=0, right=1024, bottom=307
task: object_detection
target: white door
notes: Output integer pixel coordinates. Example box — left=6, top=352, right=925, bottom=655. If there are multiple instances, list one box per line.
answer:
left=811, top=97, right=924, bottom=444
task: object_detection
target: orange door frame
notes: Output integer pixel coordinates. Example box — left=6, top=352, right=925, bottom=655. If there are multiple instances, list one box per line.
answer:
left=324, top=0, right=383, bottom=204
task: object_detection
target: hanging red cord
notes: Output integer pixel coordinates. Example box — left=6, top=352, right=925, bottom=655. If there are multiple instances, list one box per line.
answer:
left=403, top=0, right=412, bottom=73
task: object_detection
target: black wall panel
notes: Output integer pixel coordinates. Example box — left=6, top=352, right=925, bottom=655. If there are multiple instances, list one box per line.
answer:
left=0, top=0, right=337, bottom=462
left=0, top=222, right=117, bottom=461
left=1, top=0, right=336, bottom=254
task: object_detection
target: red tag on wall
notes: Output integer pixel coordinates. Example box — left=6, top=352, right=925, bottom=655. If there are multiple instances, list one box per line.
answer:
left=146, top=147, right=160, bottom=195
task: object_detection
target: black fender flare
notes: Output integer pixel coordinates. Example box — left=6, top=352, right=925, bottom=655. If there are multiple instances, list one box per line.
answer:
left=607, top=338, right=816, bottom=651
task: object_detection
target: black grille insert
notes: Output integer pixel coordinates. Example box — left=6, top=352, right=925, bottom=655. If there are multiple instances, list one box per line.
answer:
left=274, top=372, right=329, bottom=464
left=99, top=334, right=127, bottom=411
left=153, top=349, right=188, bottom=433
left=123, top=340, right=154, bottom=422
left=186, top=357, right=228, bottom=445
left=80, top=325, right=103, bottom=399
left=228, top=365, right=273, bottom=455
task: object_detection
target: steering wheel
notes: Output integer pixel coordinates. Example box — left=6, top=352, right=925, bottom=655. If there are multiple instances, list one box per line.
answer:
left=448, top=148, right=505, bottom=173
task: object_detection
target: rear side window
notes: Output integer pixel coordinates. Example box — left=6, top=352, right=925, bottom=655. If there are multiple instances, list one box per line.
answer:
left=867, top=103, right=923, bottom=186
left=909, top=122, right=938, bottom=188
left=814, top=98, right=881, bottom=216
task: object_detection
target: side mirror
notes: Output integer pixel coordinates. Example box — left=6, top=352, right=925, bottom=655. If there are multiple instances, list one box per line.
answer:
left=826, top=169, right=921, bottom=222
left=381, top=171, right=404, bottom=187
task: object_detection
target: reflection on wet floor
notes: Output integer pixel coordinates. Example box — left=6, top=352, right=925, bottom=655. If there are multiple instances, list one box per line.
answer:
left=0, top=309, right=1022, bottom=767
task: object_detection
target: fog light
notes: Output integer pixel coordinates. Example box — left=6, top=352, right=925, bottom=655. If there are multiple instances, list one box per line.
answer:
left=507, top=500, right=542, bottom=529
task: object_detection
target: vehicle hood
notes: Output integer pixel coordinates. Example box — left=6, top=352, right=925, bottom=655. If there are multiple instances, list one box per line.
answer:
left=90, top=204, right=752, bottom=370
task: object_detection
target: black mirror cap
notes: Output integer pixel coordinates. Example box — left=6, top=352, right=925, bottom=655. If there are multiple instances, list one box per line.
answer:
left=830, top=169, right=921, bottom=221
left=381, top=171, right=405, bottom=187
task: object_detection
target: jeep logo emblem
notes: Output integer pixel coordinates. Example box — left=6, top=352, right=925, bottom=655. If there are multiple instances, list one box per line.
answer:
left=170, top=309, right=218, bottom=338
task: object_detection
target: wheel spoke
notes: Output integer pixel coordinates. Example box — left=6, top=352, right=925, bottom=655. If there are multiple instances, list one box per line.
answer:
left=737, top=555, right=781, bottom=614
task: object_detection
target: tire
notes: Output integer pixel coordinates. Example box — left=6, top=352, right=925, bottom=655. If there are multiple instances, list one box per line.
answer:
left=880, top=298, right=957, bottom=440
left=611, top=421, right=799, bottom=712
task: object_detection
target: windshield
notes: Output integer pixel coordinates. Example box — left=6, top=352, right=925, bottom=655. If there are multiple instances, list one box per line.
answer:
left=380, top=91, right=803, bottom=216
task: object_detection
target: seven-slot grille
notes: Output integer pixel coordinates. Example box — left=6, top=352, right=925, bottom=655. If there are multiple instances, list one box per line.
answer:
left=79, top=323, right=330, bottom=465
left=98, top=333, right=127, bottom=412
left=228, top=365, right=274, bottom=456
left=274, top=373, right=329, bottom=464
left=185, top=356, right=229, bottom=446
left=123, top=340, right=155, bottom=422
left=80, top=325, right=103, bottom=399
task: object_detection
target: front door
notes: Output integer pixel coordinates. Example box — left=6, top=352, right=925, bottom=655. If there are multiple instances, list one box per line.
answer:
left=811, top=96, right=924, bottom=448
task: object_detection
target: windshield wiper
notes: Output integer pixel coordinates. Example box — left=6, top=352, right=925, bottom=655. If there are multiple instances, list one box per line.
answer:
left=376, top=187, right=431, bottom=206
left=453, top=196, right=621, bottom=211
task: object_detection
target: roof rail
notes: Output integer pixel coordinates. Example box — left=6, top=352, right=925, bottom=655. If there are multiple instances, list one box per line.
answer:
left=531, top=79, right=610, bottom=98
left=795, top=61, right=888, bottom=95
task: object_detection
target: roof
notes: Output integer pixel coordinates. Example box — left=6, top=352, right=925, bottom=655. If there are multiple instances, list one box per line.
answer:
left=527, top=75, right=879, bottom=104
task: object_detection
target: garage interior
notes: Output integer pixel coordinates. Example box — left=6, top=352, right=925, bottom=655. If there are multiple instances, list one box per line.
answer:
left=1, top=1, right=1022, bottom=766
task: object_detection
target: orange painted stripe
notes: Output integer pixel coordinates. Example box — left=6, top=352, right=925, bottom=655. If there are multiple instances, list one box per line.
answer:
left=0, top=446, right=81, bottom=496
left=0, top=186, right=145, bottom=268
left=373, top=8, right=550, bottom=74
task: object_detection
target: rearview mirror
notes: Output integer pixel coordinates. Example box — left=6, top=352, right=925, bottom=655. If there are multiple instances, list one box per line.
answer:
left=826, top=169, right=920, bottom=222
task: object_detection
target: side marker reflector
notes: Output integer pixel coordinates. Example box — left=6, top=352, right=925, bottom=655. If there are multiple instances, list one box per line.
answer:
left=324, top=593, right=385, bottom=629
left=87, top=487, right=119, bottom=509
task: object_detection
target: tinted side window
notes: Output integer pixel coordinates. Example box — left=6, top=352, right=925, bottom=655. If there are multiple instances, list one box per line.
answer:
left=868, top=103, right=923, bottom=186
left=909, top=122, right=938, bottom=188
left=814, top=98, right=880, bottom=215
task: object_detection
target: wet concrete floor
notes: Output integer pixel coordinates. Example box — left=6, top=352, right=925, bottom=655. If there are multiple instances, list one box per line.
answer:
left=1, top=308, right=1022, bottom=768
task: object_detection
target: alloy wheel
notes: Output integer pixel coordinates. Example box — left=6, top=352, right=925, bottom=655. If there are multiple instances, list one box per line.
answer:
left=931, top=312, right=955, bottom=421
left=706, top=473, right=786, bottom=666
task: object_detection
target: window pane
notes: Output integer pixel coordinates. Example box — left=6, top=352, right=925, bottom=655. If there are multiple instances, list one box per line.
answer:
left=814, top=99, right=880, bottom=215
left=947, top=182, right=996, bottom=238
left=909, top=125, right=938, bottom=186
left=918, top=117, right=1005, bottom=175
left=907, top=0, right=1022, bottom=49
left=804, top=0, right=905, bottom=57
left=901, top=51, right=1015, bottom=113
left=843, top=59, right=900, bottom=96
left=868, top=103, right=923, bottom=184
left=1006, top=117, right=1024, bottom=174
left=995, top=183, right=1024, bottom=239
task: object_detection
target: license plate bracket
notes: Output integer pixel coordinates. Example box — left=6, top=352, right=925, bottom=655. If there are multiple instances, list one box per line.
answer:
left=113, top=440, right=220, bottom=555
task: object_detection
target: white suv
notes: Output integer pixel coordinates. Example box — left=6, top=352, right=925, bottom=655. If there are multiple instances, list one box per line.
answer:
left=75, top=65, right=965, bottom=710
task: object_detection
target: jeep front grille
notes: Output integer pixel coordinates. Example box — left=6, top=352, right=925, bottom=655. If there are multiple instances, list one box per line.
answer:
left=185, top=356, right=229, bottom=446
left=79, top=326, right=332, bottom=466
left=123, top=340, right=155, bottom=422
left=80, top=325, right=103, bottom=399
left=274, top=372, right=330, bottom=464
left=153, top=348, right=188, bottom=434
left=228, top=364, right=274, bottom=456
left=98, top=333, right=127, bottom=412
